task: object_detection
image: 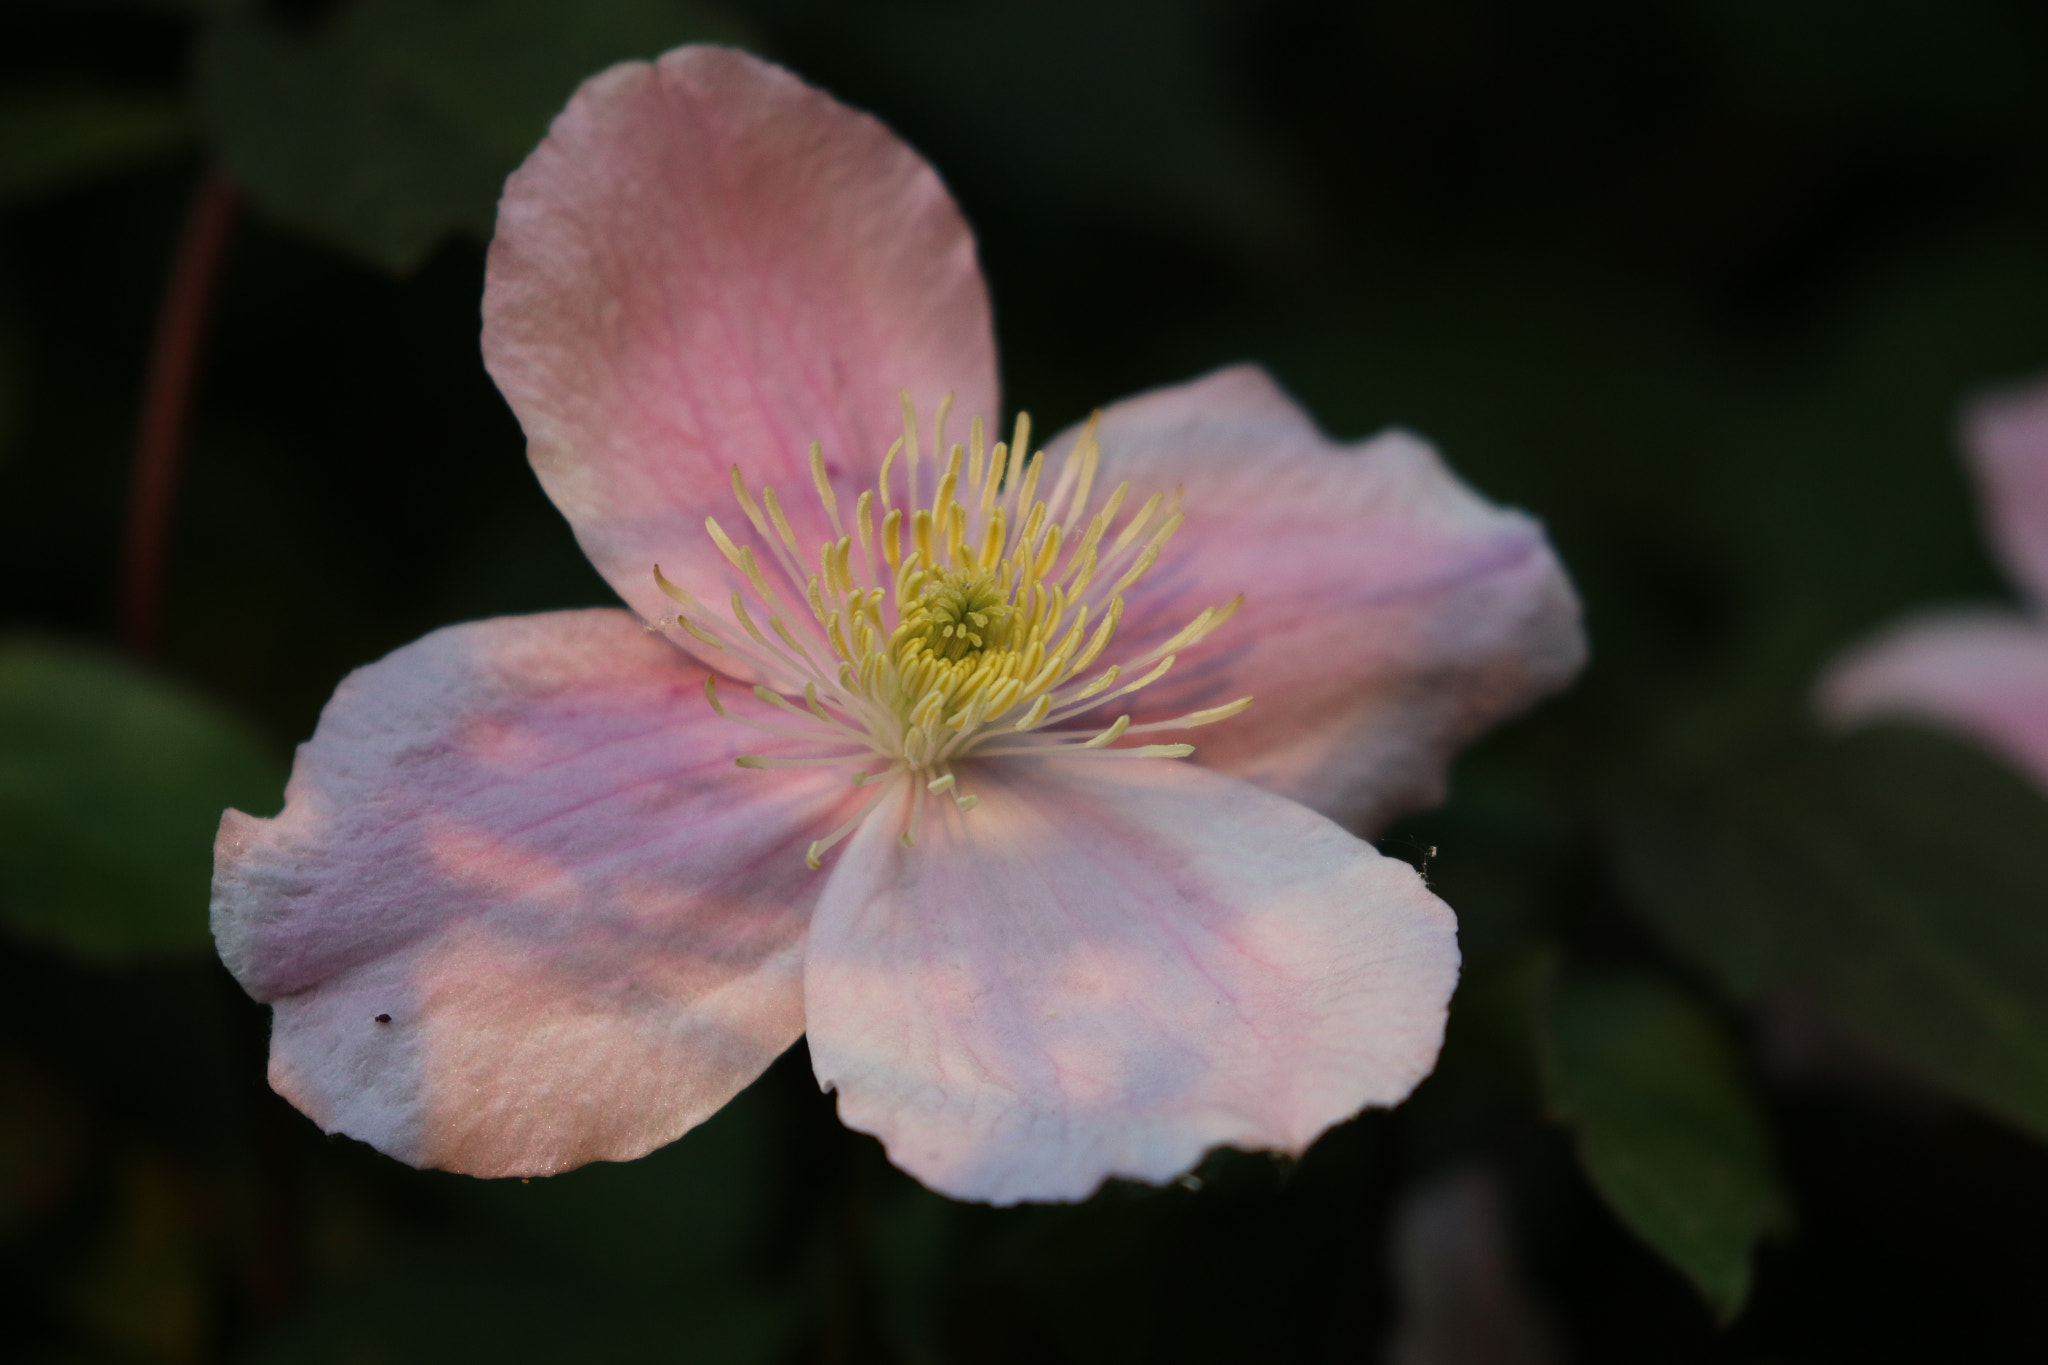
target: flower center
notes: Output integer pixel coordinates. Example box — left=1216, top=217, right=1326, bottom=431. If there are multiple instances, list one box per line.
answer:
left=902, top=567, right=1013, bottom=662
left=648, top=395, right=1250, bottom=866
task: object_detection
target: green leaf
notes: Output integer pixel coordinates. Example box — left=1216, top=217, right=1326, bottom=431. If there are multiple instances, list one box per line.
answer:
left=0, top=637, right=282, bottom=963
left=0, top=86, right=194, bottom=203
left=195, top=0, right=750, bottom=273
left=1613, top=723, right=2048, bottom=1141
left=1537, top=972, right=1791, bottom=1321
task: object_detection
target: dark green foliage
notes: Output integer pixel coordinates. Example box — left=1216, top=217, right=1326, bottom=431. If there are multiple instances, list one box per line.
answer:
left=197, top=0, right=749, bottom=273
left=0, top=637, right=282, bottom=962
left=1538, top=971, right=1792, bottom=1320
left=1615, top=724, right=2048, bottom=1141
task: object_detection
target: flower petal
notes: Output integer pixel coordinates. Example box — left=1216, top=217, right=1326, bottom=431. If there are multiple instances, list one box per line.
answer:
left=212, top=610, right=865, bottom=1177
left=1816, top=609, right=2048, bottom=791
left=1047, top=366, right=1584, bottom=832
left=1965, top=374, right=2048, bottom=605
left=804, top=757, right=1460, bottom=1204
left=482, top=46, right=998, bottom=637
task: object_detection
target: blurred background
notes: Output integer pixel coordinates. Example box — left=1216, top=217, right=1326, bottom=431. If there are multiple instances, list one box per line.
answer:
left=3, top=0, right=2047, bottom=1361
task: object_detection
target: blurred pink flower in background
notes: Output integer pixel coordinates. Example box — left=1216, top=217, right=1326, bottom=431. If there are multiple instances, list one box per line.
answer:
left=1820, top=375, right=2048, bottom=788
left=210, top=47, right=1584, bottom=1203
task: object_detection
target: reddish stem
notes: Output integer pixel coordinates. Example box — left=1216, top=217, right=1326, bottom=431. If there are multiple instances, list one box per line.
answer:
left=118, top=166, right=238, bottom=657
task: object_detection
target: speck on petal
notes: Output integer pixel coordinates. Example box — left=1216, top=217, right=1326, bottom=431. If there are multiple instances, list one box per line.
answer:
left=803, top=756, right=1460, bottom=1205
left=1043, top=365, right=1585, bottom=833
left=212, top=610, right=868, bottom=1177
left=1816, top=609, right=2048, bottom=791
left=482, top=45, right=997, bottom=643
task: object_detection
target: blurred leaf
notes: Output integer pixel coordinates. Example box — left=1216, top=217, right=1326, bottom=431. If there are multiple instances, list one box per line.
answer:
left=1614, top=722, right=2048, bottom=1140
left=0, top=636, right=282, bottom=963
left=0, top=85, right=193, bottom=202
left=242, top=1236, right=791, bottom=1365
left=779, top=0, right=1309, bottom=257
left=1538, top=971, right=1790, bottom=1321
left=195, top=0, right=749, bottom=273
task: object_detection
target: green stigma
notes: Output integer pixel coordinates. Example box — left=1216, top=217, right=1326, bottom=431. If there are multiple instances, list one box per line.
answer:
left=902, top=568, right=1015, bottom=662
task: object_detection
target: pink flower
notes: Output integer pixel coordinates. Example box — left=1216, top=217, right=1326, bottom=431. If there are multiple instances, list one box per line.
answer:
left=210, top=47, right=1585, bottom=1203
left=1819, top=375, right=2048, bottom=788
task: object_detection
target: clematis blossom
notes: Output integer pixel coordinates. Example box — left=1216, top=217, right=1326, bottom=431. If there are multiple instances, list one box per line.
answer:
left=1819, top=374, right=2048, bottom=789
left=210, top=46, right=1585, bottom=1204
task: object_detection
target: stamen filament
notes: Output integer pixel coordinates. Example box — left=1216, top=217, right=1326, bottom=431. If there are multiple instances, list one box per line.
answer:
left=665, top=398, right=1245, bottom=868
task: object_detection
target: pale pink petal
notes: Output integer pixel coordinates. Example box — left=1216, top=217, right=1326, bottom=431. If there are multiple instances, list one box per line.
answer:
left=1816, top=608, right=2048, bottom=791
left=804, top=757, right=1460, bottom=1204
left=1964, top=375, right=2048, bottom=605
left=482, top=46, right=998, bottom=638
left=212, top=610, right=866, bottom=1177
left=1046, top=366, right=1584, bottom=831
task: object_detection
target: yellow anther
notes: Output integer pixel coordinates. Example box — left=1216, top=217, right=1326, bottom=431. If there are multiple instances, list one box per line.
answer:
left=729, top=466, right=773, bottom=543
left=934, top=443, right=962, bottom=523
left=881, top=507, right=904, bottom=572
left=912, top=507, right=935, bottom=565
left=1064, top=664, right=1121, bottom=704
left=1082, top=715, right=1132, bottom=749
left=1007, top=413, right=1032, bottom=491
left=653, top=564, right=694, bottom=606
left=762, top=485, right=803, bottom=565
left=1176, top=697, right=1254, bottom=728
left=1111, top=490, right=1162, bottom=555
left=809, top=441, right=840, bottom=528
left=878, top=437, right=902, bottom=510
left=968, top=415, right=986, bottom=495
left=670, top=398, right=1247, bottom=872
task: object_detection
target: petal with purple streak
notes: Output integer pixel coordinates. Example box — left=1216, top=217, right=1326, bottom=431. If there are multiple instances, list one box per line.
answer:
left=1045, top=365, right=1585, bottom=831
left=213, top=610, right=867, bottom=1177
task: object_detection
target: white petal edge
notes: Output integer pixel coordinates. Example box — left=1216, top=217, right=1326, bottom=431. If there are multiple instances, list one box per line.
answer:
left=803, top=756, right=1460, bottom=1204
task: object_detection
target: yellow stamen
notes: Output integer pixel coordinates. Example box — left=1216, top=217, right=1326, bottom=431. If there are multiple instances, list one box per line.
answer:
left=651, top=396, right=1250, bottom=866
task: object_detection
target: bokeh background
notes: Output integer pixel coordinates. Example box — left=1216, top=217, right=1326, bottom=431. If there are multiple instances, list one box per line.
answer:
left=4, top=1, right=2048, bottom=1361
